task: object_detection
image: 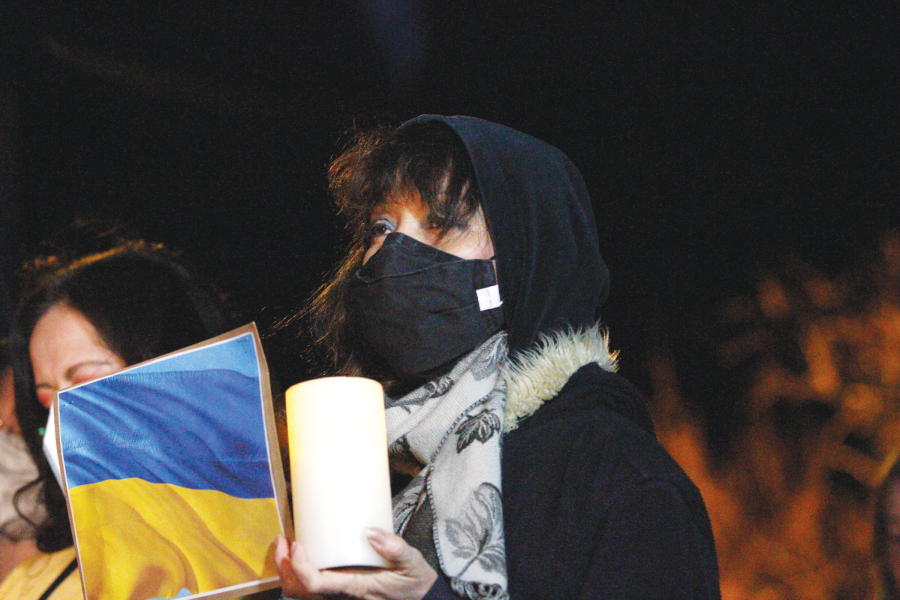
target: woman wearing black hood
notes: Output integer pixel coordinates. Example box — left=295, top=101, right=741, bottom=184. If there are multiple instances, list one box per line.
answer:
left=276, top=116, right=721, bottom=599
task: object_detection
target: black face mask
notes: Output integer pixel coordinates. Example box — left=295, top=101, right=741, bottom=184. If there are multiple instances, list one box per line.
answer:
left=352, top=233, right=505, bottom=381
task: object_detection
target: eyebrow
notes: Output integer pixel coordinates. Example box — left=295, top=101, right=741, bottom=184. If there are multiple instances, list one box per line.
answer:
left=64, top=360, right=118, bottom=382
left=35, top=359, right=119, bottom=392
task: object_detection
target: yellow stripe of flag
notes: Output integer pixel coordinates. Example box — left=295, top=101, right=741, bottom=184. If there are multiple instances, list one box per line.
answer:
left=70, top=478, right=280, bottom=600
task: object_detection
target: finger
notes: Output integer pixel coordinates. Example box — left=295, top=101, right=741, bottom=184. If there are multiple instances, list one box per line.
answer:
left=275, top=537, right=321, bottom=596
left=365, top=527, right=418, bottom=566
left=367, top=528, right=439, bottom=594
left=275, top=535, right=290, bottom=563
left=278, top=552, right=307, bottom=597
left=288, top=540, right=324, bottom=588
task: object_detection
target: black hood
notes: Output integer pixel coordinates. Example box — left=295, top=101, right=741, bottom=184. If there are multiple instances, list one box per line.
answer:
left=400, top=115, right=610, bottom=356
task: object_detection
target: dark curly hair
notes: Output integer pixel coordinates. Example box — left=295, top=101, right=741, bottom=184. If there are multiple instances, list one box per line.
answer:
left=304, top=120, right=482, bottom=384
left=11, top=239, right=233, bottom=552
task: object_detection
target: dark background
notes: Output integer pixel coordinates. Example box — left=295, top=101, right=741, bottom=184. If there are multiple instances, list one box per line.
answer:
left=1, top=2, right=897, bottom=394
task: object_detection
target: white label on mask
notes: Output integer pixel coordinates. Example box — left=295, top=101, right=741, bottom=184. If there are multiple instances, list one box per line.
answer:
left=476, top=285, right=503, bottom=311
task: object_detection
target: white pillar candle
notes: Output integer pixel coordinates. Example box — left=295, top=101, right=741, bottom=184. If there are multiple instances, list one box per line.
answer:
left=285, top=377, right=393, bottom=569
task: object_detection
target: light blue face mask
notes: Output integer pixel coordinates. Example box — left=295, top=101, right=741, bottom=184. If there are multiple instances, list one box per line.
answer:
left=42, top=408, right=65, bottom=491
left=0, top=428, right=43, bottom=538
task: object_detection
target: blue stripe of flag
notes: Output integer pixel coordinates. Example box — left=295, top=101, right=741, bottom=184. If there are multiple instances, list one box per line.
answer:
left=59, top=368, right=273, bottom=500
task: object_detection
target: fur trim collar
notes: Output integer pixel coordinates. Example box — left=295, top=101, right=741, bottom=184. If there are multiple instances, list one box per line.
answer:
left=502, top=324, right=618, bottom=432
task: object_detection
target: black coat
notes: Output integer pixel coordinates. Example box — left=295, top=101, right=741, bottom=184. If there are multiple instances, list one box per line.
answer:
left=425, top=363, right=721, bottom=599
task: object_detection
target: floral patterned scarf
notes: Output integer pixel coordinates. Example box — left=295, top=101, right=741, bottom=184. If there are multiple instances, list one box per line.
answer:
left=386, top=332, right=509, bottom=600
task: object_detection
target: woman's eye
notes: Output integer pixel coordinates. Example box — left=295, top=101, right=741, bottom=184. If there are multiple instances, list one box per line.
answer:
left=71, top=373, right=98, bottom=386
left=69, top=363, right=120, bottom=387
left=370, top=220, right=394, bottom=238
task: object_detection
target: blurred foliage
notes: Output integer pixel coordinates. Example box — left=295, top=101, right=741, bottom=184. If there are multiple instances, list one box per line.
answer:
left=651, top=230, right=900, bottom=600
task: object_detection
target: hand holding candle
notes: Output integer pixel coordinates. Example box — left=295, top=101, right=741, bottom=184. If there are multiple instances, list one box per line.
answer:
left=275, top=529, right=438, bottom=600
left=285, top=376, right=394, bottom=569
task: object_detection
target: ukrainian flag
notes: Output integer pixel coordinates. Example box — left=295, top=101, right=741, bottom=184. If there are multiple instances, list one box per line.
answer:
left=58, top=332, right=283, bottom=600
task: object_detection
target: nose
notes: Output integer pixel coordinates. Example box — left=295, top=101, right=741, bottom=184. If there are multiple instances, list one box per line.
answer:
left=362, top=235, right=386, bottom=265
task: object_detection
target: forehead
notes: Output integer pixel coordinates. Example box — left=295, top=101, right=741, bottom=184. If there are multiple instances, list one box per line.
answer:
left=29, top=304, right=109, bottom=364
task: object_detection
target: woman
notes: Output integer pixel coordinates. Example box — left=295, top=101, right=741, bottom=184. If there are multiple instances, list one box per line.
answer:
left=1, top=240, right=233, bottom=600
left=276, top=116, right=721, bottom=599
